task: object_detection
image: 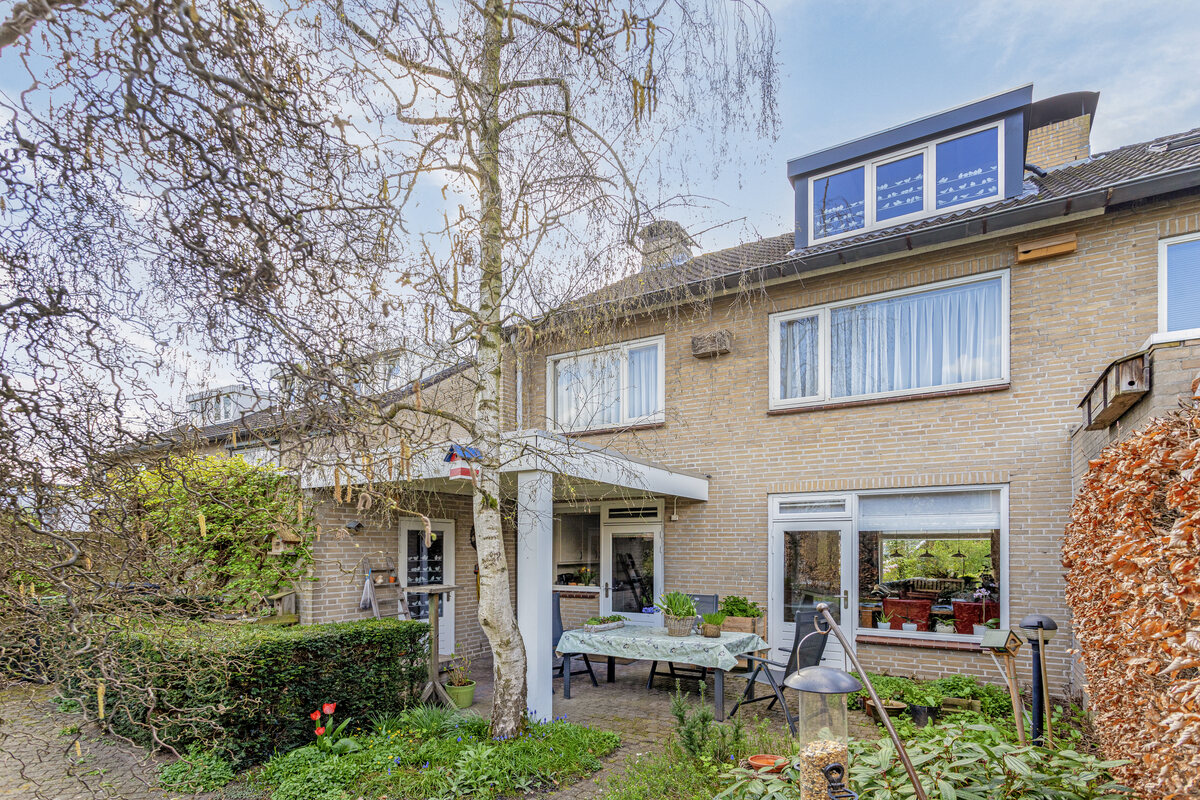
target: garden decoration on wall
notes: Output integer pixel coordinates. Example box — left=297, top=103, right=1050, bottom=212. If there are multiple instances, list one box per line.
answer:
left=1064, top=400, right=1200, bottom=798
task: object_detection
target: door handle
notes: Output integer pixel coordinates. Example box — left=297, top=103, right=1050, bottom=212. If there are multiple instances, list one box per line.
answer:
left=842, top=589, right=849, bottom=609
left=604, top=582, right=610, bottom=598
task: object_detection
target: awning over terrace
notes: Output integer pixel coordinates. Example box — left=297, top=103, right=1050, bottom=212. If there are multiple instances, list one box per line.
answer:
left=301, top=430, right=709, bottom=717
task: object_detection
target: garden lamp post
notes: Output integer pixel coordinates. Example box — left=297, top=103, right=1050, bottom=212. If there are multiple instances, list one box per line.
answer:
left=1019, top=613, right=1058, bottom=745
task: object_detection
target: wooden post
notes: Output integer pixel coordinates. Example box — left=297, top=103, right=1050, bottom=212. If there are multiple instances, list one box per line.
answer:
left=418, top=585, right=456, bottom=706
left=1004, top=653, right=1026, bottom=745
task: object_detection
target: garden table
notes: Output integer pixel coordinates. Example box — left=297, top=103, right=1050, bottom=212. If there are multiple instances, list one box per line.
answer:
left=555, top=625, right=768, bottom=721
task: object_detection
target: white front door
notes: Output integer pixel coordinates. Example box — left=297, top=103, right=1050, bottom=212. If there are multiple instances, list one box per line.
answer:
left=399, top=518, right=455, bottom=657
left=769, top=520, right=854, bottom=669
left=599, top=524, right=664, bottom=626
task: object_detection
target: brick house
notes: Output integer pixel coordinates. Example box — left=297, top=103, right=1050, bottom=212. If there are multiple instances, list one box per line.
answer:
left=178, top=84, right=1200, bottom=715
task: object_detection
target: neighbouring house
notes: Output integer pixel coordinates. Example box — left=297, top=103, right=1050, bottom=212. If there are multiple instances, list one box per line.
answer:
left=155, top=84, right=1200, bottom=716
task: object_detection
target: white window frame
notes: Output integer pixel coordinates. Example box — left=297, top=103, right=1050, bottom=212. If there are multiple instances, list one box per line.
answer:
left=546, top=335, right=666, bottom=432
left=1156, top=231, right=1200, bottom=342
left=768, top=484, right=1009, bottom=648
left=768, top=271, right=1011, bottom=410
left=809, top=121, right=1005, bottom=246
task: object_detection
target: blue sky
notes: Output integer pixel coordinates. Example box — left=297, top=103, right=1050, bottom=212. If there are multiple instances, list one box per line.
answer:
left=685, top=0, right=1200, bottom=251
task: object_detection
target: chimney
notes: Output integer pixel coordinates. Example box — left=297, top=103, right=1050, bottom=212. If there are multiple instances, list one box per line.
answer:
left=637, top=220, right=697, bottom=271
left=1025, top=91, right=1100, bottom=172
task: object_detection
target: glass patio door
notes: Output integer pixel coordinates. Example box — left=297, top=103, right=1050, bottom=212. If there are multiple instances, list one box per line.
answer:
left=770, top=520, right=854, bottom=668
left=599, top=525, right=663, bottom=625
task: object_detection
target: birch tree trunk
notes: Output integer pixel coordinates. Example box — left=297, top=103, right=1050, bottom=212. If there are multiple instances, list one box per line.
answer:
left=473, top=0, right=528, bottom=738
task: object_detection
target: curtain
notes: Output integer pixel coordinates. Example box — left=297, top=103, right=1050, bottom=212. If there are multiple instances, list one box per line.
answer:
left=779, top=315, right=819, bottom=399
left=555, top=352, right=619, bottom=428
left=830, top=278, right=1002, bottom=398
left=626, top=344, right=660, bottom=418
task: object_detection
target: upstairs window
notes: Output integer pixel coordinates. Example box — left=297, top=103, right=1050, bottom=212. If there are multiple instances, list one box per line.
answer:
left=809, top=122, right=1004, bottom=244
left=549, top=336, right=664, bottom=431
left=770, top=272, right=1009, bottom=409
left=1160, top=233, right=1200, bottom=336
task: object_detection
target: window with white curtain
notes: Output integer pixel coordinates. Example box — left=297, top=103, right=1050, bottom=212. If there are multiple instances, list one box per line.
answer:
left=770, top=272, right=1008, bottom=408
left=549, top=336, right=665, bottom=431
left=1159, top=233, right=1200, bottom=336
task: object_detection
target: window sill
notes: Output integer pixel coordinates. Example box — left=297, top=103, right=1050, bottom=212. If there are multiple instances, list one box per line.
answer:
left=1141, top=329, right=1200, bottom=349
left=768, top=382, right=1009, bottom=415
left=855, top=633, right=983, bottom=652
left=559, top=421, right=665, bottom=437
left=554, top=587, right=601, bottom=599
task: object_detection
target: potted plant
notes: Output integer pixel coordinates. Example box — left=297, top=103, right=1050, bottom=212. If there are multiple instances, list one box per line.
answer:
left=443, top=648, right=475, bottom=708
left=901, top=618, right=918, bottom=632
left=583, top=614, right=627, bottom=632
left=700, top=611, right=726, bottom=638
left=718, top=595, right=764, bottom=635
left=655, top=591, right=698, bottom=636
left=876, top=611, right=894, bottom=630
left=902, top=684, right=943, bottom=727
left=934, top=618, right=956, bottom=634
left=973, top=617, right=1000, bottom=636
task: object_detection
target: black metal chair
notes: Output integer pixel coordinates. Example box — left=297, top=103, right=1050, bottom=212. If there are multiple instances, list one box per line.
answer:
left=729, top=609, right=828, bottom=734
left=552, top=592, right=597, bottom=691
left=646, top=593, right=718, bottom=689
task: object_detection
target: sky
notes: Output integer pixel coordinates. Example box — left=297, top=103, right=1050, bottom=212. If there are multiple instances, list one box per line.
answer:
left=682, top=0, right=1200, bottom=252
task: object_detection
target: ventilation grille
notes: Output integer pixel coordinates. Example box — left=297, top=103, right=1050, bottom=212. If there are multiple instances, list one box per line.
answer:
left=605, top=504, right=660, bottom=521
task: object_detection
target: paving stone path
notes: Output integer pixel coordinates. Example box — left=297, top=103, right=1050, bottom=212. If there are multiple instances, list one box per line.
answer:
left=1, top=664, right=879, bottom=800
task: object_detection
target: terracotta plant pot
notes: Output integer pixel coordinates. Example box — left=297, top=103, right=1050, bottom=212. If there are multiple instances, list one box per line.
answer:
left=748, top=754, right=788, bottom=773
left=445, top=680, right=476, bottom=709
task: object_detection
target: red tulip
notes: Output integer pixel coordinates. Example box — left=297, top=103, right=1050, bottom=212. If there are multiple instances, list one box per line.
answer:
left=309, top=710, right=321, bottom=721
left=322, top=702, right=336, bottom=715
left=315, top=726, right=325, bottom=736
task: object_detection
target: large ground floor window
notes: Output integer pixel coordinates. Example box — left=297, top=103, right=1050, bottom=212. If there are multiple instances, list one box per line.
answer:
left=770, top=486, right=1007, bottom=656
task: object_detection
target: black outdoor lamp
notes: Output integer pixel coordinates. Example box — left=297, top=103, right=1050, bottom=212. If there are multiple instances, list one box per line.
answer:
left=1019, top=613, right=1058, bottom=745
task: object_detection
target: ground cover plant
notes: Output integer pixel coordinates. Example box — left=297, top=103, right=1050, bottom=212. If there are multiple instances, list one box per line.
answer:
left=255, top=703, right=619, bottom=800
left=1064, top=400, right=1200, bottom=797
left=602, top=678, right=1125, bottom=800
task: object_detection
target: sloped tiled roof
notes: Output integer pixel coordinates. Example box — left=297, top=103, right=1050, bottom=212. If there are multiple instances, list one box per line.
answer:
left=135, top=360, right=474, bottom=450
left=589, top=127, right=1200, bottom=307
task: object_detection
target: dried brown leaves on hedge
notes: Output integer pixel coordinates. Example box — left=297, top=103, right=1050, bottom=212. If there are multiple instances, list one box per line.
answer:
left=1063, top=401, right=1200, bottom=798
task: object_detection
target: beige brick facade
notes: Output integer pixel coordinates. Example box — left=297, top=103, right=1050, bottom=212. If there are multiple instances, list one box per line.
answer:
left=1026, top=115, right=1092, bottom=169
left=494, top=194, right=1200, bottom=697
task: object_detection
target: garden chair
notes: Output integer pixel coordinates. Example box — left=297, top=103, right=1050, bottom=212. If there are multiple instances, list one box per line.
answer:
left=646, top=593, right=718, bottom=689
left=729, top=609, right=828, bottom=735
left=552, top=592, right=597, bottom=691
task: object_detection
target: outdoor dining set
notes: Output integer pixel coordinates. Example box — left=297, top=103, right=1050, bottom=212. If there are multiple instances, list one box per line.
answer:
left=551, top=592, right=828, bottom=733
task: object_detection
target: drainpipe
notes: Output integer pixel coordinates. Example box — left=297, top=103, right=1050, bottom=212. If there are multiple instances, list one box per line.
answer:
left=510, top=331, right=524, bottom=431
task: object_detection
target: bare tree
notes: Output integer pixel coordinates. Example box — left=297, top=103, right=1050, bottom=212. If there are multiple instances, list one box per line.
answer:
left=1, top=0, right=778, bottom=754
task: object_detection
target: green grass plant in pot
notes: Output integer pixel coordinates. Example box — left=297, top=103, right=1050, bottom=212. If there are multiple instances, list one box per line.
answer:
left=655, top=591, right=698, bottom=636
left=444, top=648, right=475, bottom=708
left=700, top=612, right=726, bottom=638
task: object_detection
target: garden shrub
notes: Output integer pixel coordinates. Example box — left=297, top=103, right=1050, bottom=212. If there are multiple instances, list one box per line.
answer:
left=1064, top=400, right=1200, bottom=798
left=70, top=618, right=428, bottom=766
left=157, top=745, right=235, bottom=792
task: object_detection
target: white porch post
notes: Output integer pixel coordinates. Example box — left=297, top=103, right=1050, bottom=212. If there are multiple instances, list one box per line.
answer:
left=516, top=469, right=554, bottom=721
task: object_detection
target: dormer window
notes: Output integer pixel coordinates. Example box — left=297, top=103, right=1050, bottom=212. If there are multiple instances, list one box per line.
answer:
left=808, top=122, right=1005, bottom=245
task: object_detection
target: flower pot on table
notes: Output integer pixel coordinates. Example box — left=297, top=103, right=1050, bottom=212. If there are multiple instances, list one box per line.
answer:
left=722, top=615, right=764, bottom=666
left=700, top=622, right=722, bottom=638
left=664, top=614, right=695, bottom=637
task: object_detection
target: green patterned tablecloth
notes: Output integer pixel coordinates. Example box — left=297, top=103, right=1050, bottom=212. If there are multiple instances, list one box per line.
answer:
left=556, top=625, right=768, bottom=671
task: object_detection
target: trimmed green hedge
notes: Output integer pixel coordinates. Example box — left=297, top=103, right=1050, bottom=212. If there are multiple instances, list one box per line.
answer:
left=70, top=619, right=428, bottom=766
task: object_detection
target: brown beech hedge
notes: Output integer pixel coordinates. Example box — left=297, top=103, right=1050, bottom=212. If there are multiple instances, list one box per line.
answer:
left=1064, top=400, right=1200, bottom=798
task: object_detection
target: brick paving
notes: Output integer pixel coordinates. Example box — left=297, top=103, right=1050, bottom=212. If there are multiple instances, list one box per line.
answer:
left=1, top=663, right=878, bottom=800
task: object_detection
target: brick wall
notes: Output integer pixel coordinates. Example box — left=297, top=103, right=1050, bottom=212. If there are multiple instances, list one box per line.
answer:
left=1026, top=115, right=1092, bottom=170
left=304, top=490, right=518, bottom=663
left=509, top=193, right=1200, bottom=694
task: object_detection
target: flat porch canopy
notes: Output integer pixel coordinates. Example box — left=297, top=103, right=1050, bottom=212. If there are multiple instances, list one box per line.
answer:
left=301, top=429, right=709, bottom=718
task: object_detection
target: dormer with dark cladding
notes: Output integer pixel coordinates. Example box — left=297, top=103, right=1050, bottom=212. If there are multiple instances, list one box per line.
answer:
left=788, top=85, right=1081, bottom=251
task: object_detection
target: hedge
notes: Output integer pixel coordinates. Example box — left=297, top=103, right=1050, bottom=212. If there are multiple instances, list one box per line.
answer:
left=68, top=618, right=429, bottom=766
left=1063, top=400, right=1200, bottom=798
